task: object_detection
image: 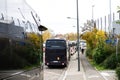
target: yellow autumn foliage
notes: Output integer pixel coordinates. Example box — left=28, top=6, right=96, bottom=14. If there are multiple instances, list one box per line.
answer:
left=81, top=28, right=107, bottom=49
left=27, top=32, right=40, bottom=48
left=96, top=30, right=106, bottom=40
left=42, top=30, right=52, bottom=42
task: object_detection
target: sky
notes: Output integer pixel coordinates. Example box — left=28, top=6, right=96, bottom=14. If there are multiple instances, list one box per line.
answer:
left=26, top=0, right=120, bottom=34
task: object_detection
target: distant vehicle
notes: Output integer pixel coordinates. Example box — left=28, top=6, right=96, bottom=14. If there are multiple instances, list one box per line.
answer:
left=68, top=41, right=77, bottom=55
left=45, top=39, right=70, bottom=67
left=80, top=40, right=87, bottom=50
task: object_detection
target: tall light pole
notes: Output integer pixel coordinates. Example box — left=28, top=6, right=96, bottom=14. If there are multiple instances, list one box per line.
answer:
left=76, top=0, right=80, bottom=71
left=92, top=5, right=95, bottom=28
left=66, top=0, right=80, bottom=71
left=92, top=5, right=95, bottom=21
left=109, top=0, right=112, bottom=36
left=31, top=11, right=47, bottom=66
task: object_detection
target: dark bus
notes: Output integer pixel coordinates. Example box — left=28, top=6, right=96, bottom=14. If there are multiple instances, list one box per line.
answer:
left=0, top=0, right=44, bottom=80
left=45, top=39, right=70, bottom=67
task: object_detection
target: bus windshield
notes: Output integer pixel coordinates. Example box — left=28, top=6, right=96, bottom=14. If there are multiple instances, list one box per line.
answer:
left=46, top=40, right=66, bottom=47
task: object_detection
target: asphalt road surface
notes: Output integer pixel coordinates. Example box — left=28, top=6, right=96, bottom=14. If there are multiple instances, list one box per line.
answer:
left=44, top=65, right=67, bottom=80
left=0, top=67, right=43, bottom=80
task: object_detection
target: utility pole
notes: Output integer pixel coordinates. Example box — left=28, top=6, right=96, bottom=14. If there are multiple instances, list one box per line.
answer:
left=92, top=5, right=95, bottom=21
left=92, top=5, right=95, bottom=28
left=109, top=0, right=112, bottom=37
left=67, top=0, right=80, bottom=71
left=76, top=0, right=80, bottom=71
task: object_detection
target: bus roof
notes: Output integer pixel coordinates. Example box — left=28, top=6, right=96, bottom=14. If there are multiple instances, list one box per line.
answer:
left=46, top=38, right=66, bottom=41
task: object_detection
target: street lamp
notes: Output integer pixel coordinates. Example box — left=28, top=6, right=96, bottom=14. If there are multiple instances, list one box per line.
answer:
left=67, top=17, right=80, bottom=71
left=31, top=11, right=48, bottom=68
left=76, top=0, right=80, bottom=71
left=91, top=5, right=95, bottom=28
left=92, top=5, right=95, bottom=21
left=67, top=0, right=80, bottom=71
left=67, top=17, right=77, bottom=20
left=109, top=0, right=112, bottom=37
left=38, top=25, right=47, bottom=56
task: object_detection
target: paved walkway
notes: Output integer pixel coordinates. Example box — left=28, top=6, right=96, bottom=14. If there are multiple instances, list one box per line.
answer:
left=65, top=52, right=118, bottom=80
left=65, top=53, right=85, bottom=80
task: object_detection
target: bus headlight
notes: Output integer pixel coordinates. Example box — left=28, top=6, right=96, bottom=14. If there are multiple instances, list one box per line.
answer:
left=57, top=57, right=60, bottom=60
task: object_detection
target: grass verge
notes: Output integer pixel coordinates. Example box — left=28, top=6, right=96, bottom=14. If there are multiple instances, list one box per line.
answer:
left=87, top=58, right=105, bottom=71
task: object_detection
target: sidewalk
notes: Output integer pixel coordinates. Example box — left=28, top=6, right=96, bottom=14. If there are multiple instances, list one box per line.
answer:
left=65, top=53, right=86, bottom=80
left=65, top=52, right=117, bottom=80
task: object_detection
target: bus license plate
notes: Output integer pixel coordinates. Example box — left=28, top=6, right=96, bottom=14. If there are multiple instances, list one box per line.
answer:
left=53, top=61, right=58, bottom=63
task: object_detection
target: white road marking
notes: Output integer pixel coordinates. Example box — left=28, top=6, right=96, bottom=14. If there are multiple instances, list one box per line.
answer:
left=101, top=72, right=110, bottom=76
left=20, top=74, right=31, bottom=77
left=88, top=75, right=99, bottom=78
left=11, top=71, right=23, bottom=76
left=61, top=70, right=67, bottom=80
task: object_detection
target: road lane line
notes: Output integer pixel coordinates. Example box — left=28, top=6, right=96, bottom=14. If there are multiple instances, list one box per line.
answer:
left=62, top=70, right=67, bottom=80
left=58, top=68, right=68, bottom=80
left=11, top=71, right=23, bottom=76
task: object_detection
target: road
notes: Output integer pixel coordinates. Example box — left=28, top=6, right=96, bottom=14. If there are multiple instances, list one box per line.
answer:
left=0, top=52, right=116, bottom=80
left=0, top=67, right=43, bottom=80
left=44, top=66, right=67, bottom=80
left=44, top=52, right=117, bottom=80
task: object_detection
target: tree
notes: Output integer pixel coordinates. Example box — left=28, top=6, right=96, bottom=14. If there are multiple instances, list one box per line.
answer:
left=27, top=32, right=41, bottom=48
left=42, top=30, right=52, bottom=42
left=65, top=33, right=77, bottom=41
left=81, top=28, right=98, bottom=49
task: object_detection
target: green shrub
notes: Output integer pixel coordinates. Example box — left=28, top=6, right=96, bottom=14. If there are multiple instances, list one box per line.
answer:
left=102, top=53, right=120, bottom=69
left=86, top=47, right=93, bottom=59
left=92, top=38, right=105, bottom=64
left=93, top=48, right=104, bottom=64
left=93, top=39, right=116, bottom=64
left=92, top=43, right=106, bottom=64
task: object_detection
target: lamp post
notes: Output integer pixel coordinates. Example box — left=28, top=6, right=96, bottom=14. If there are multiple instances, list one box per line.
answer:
left=38, top=25, right=48, bottom=55
left=31, top=11, right=48, bottom=67
left=67, top=0, right=80, bottom=71
left=91, top=5, right=95, bottom=28
left=92, top=5, right=95, bottom=21
left=76, top=0, right=80, bottom=71
left=109, top=0, right=112, bottom=37
left=66, top=17, right=80, bottom=71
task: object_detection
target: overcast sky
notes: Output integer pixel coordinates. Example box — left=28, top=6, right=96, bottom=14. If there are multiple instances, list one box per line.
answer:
left=26, top=0, right=120, bottom=34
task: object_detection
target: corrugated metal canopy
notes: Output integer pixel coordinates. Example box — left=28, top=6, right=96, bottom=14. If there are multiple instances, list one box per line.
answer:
left=38, top=25, right=47, bottom=31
